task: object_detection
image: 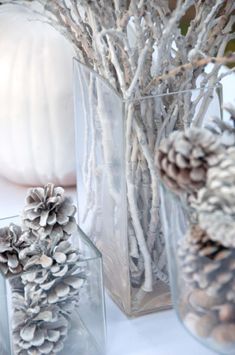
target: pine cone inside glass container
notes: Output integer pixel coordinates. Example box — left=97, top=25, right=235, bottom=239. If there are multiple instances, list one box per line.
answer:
left=21, top=239, right=84, bottom=306
left=195, top=147, right=235, bottom=248
left=178, top=225, right=234, bottom=295
left=0, top=224, right=24, bottom=277
left=179, top=224, right=235, bottom=344
left=12, top=293, right=70, bottom=355
left=22, top=183, right=77, bottom=242
left=156, top=128, right=223, bottom=194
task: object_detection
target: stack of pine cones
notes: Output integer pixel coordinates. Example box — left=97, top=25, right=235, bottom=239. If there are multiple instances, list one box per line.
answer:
left=156, top=108, right=235, bottom=351
left=0, top=183, right=84, bottom=355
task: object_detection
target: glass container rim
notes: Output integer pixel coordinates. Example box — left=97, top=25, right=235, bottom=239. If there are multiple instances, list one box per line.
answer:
left=73, top=57, right=222, bottom=103
left=0, top=215, right=102, bottom=261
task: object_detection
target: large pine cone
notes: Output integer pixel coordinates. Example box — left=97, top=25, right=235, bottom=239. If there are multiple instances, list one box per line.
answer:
left=12, top=293, right=70, bottom=355
left=22, top=183, right=77, bottom=242
left=156, top=128, right=223, bottom=194
left=178, top=225, right=234, bottom=296
left=21, top=239, right=84, bottom=306
left=0, top=224, right=24, bottom=277
left=195, top=147, right=235, bottom=248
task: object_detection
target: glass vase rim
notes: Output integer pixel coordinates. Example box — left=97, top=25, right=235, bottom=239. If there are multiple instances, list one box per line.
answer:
left=73, top=57, right=222, bottom=103
left=0, top=215, right=102, bottom=261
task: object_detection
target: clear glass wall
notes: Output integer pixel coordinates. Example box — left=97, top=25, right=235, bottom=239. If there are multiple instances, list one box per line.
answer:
left=74, top=58, right=222, bottom=316
left=161, top=184, right=235, bottom=354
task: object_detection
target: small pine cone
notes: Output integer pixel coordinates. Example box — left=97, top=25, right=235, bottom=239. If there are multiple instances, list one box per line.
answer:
left=21, top=239, right=84, bottom=306
left=12, top=294, right=70, bottom=355
left=178, top=225, right=235, bottom=295
left=22, top=183, right=77, bottom=241
left=156, top=127, right=223, bottom=194
left=0, top=224, right=24, bottom=277
left=195, top=147, right=235, bottom=248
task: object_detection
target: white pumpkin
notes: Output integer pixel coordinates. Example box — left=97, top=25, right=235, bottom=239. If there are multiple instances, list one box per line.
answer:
left=0, top=4, right=76, bottom=186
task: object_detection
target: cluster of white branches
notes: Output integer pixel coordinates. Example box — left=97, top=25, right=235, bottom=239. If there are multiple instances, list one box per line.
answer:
left=3, top=0, right=235, bottom=300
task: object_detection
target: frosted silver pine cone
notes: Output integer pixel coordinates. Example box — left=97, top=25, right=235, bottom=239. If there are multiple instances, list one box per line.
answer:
left=12, top=293, right=70, bottom=355
left=179, top=225, right=235, bottom=344
left=156, top=128, right=223, bottom=194
left=195, top=147, right=235, bottom=248
left=0, top=224, right=24, bottom=277
left=21, top=239, right=84, bottom=306
left=22, top=183, right=77, bottom=242
left=178, top=225, right=234, bottom=295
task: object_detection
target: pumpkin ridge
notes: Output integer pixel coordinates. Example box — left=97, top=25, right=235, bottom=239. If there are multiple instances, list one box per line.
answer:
left=9, top=34, right=30, bottom=183
left=27, top=29, right=42, bottom=184
left=42, top=28, right=57, bottom=184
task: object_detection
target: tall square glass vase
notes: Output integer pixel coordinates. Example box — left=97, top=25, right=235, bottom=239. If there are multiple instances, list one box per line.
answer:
left=74, top=59, right=222, bottom=317
left=0, top=216, right=106, bottom=355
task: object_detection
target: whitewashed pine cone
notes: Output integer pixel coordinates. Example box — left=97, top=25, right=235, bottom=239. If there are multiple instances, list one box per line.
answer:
left=0, top=224, right=24, bottom=277
left=12, top=298, right=69, bottom=355
left=195, top=147, right=235, bottom=248
left=21, top=240, right=84, bottom=305
left=156, top=128, right=223, bottom=194
left=178, top=225, right=233, bottom=294
left=22, top=183, right=77, bottom=241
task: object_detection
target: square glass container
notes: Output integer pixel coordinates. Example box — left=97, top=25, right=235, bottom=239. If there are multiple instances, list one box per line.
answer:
left=74, top=58, right=222, bottom=317
left=0, top=216, right=106, bottom=355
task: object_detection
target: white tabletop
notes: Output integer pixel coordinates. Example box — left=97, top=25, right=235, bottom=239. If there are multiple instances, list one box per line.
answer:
left=0, top=176, right=215, bottom=355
